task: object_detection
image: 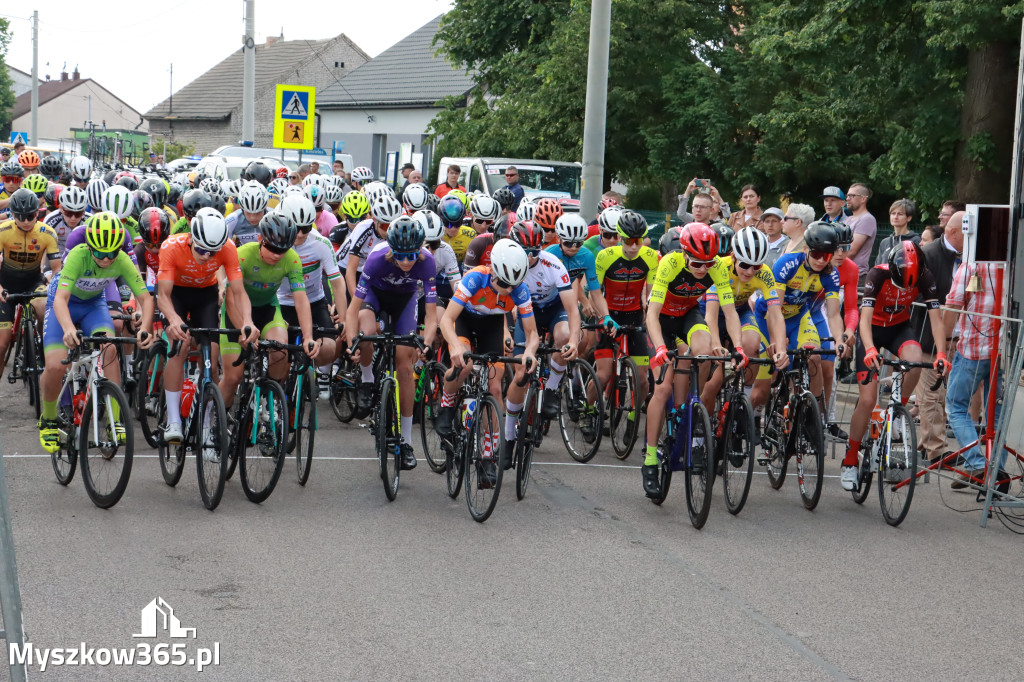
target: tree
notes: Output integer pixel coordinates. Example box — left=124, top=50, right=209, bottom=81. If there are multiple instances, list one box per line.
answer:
left=151, top=139, right=195, bottom=163
left=0, top=20, right=17, bottom=134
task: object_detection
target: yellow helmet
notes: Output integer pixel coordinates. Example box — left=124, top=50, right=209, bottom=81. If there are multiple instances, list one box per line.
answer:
left=84, top=211, right=125, bottom=253
left=448, top=188, right=469, bottom=209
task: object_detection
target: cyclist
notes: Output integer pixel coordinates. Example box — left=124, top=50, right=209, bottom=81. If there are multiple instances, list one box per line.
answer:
left=135, top=207, right=171, bottom=292
left=338, top=194, right=402, bottom=301
left=0, top=161, right=24, bottom=206
left=839, top=241, right=948, bottom=490
left=438, top=194, right=475, bottom=262
left=16, top=151, right=40, bottom=175
left=534, top=198, right=563, bottom=248
left=307, top=184, right=338, bottom=238
left=170, top=189, right=215, bottom=235
left=642, top=222, right=748, bottom=498
left=157, top=207, right=257, bottom=444
left=582, top=207, right=624, bottom=256
left=37, top=213, right=155, bottom=452
left=0, top=189, right=61, bottom=377
left=38, top=156, right=62, bottom=183
left=332, top=189, right=370, bottom=250
left=346, top=217, right=436, bottom=470
left=69, top=156, right=92, bottom=190
left=412, top=209, right=461, bottom=307
left=468, top=195, right=501, bottom=235
left=547, top=211, right=612, bottom=359
left=401, top=183, right=431, bottom=216
left=22, top=174, right=50, bottom=220
left=44, top=184, right=89, bottom=259
left=224, top=181, right=268, bottom=246
left=349, top=166, right=374, bottom=192
left=462, top=215, right=512, bottom=270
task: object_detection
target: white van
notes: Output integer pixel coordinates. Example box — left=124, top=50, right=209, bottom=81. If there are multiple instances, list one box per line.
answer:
left=436, top=157, right=582, bottom=211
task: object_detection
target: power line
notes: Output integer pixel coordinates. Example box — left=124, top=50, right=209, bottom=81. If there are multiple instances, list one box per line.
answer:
left=302, top=39, right=375, bottom=123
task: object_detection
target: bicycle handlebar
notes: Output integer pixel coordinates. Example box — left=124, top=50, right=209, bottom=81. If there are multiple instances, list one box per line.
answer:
left=654, top=351, right=734, bottom=385
left=445, top=352, right=523, bottom=381
left=2, top=291, right=45, bottom=303
left=347, top=331, right=427, bottom=357
left=286, top=324, right=344, bottom=338
left=860, top=358, right=944, bottom=391
left=167, top=324, right=251, bottom=359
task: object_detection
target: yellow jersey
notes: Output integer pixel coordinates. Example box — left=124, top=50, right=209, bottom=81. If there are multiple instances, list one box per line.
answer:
left=649, top=252, right=733, bottom=316
left=443, top=225, right=477, bottom=262
left=706, top=255, right=780, bottom=308
left=0, top=220, right=60, bottom=272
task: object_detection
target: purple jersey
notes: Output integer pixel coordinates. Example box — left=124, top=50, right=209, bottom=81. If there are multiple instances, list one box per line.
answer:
left=65, top=224, right=139, bottom=305
left=355, top=247, right=437, bottom=304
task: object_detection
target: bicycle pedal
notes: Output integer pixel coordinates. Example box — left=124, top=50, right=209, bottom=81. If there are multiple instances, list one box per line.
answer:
left=756, top=455, right=769, bottom=466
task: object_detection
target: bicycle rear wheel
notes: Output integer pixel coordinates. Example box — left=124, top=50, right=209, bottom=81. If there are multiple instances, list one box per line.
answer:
left=763, top=384, right=788, bottom=490
left=24, top=321, right=41, bottom=419
left=515, top=384, right=539, bottom=500
left=685, top=402, right=715, bottom=529
left=52, top=398, right=77, bottom=486
left=376, top=376, right=401, bottom=502
left=329, top=357, right=358, bottom=423
left=156, top=389, right=186, bottom=488
left=78, top=380, right=133, bottom=508
left=295, top=368, right=316, bottom=486
left=609, top=358, right=641, bottom=460
left=878, top=404, right=918, bottom=526
left=136, top=346, right=166, bottom=449
left=795, top=393, right=825, bottom=510
left=419, top=361, right=447, bottom=473
left=558, top=359, right=604, bottom=463
left=239, top=379, right=288, bottom=503
left=445, top=435, right=464, bottom=499
left=651, top=439, right=673, bottom=506
left=195, top=382, right=229, bottom=510
left=722, top=392, right=755, bottom=516
left=465, top=394, right=504, bottom=522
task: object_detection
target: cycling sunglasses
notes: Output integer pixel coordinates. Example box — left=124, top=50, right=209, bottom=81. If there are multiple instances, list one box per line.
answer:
left=392, top=250, right=419, bottom=262
left=623, top=237, right=643, bottom=247
left=91, top=248, right=118, bottom=260
left=837, top=244, right=851, bottom=252
left=2, top=176, right=22, bottom=185
left=13, top=212, right=36, bottom=223
left=601, top=231, right=620, bottom=239
left=473, top=218, right=493, bottom=226
left=736, top=261, right=759, bottom=271
left=808, top=249, right=835, bottom=261
left=297, top=223, right=313, bottom=234
left=688, top=258, right=716, bottom=269
left=262, top=241, right=291, bottom=255
left=62, top=209, right=85, bottom=218
left=562, top=240, right=584, bottom=249
left=522, top=247, right=541, bottom=257
left=192, top=245, right=218, bottom=257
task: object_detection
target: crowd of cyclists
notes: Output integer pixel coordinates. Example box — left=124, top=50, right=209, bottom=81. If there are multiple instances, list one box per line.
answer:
left=0, top=148, right=957, bottom=514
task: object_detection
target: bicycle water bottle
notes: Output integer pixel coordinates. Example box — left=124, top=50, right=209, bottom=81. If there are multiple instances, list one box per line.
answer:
left=715, top=400, right=730, bottom=439
left=461, top=397, right=476, bottom=430
left=181, top=378, right=197, bottom=419
left=869, top=404, right=883, bottom=440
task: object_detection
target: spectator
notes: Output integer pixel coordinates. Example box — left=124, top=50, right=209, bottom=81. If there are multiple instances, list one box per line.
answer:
left=920, top=225, right=942, bottom=244
left=661, top=192, right=716, bottom=254
left=780, top=203, right=815, bottom=255
left=844, top=183, right=877, bottom=282
left=676, top=178, right=730, bottom=224
left=937, top=200, right=966, bottom=230
left=156, top=154, right=166, bottom=169
left=333, top=159, right=345, bottom=176
left=396, top=162, right=416, bottom=201
left=310, top=161, right=320, bottom=175
left=297, top=163, right=313, bottom=182
left=874, top=198, right=921, bottom=266
left=12, top=140, right=25, bottom=156
left=760, top=207, right=789, bottom=267
left=727, top=184, right=763, bottom=231
left=408, top=170, right=423, bottom=185
left=434, top=164, right=466, bottom=199
left=502, top=165, right=525, bottom=210
left=288, top=169, right=301, bottom=186
left=819, top=186, right=846, bottom=222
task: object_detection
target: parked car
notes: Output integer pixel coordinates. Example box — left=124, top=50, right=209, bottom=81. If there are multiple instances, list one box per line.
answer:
left=437, top=157, right=583, bottom=211
left=194, top=154, right=288, bottom=182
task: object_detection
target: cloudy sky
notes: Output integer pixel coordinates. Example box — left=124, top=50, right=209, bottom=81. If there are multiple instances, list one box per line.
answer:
left=5, top=0, right=455, bottom=113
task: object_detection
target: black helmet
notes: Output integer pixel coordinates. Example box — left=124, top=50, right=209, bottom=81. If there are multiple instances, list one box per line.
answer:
left=181, top=189, right=214, bottom=220
left=116, top=175, right=139, bottom=192
left=710, top=222, right=734, bottom=257
left=243, top=161, right=272, bottom=187
left=832, top=221, right=854, bottom=245
left=258, top=212, right=298, bottom=251
left=329, top=224, right=349, bottom=248
left=386, top=215, right=426, bottom=252
left=804, top=221, right=840, bottom=252
left=103, top=169, right=118, bottom=186
left=425, top=193, right=440, bottom=214
left=131, top=189, right=155, bottom=221
left=8, top=188, right=40, bottom=218
left=493, top=214, right=512, bottom=241
left=140, top=178, right=168, bottom=207
left=492, top=186, right=515, bottom=210
left=212, top=195, right=227, bottom=216
left=39, top=156, right=63, bottom=180
left=166, top=182, right=184, bottom=206
left=1, top=161, right=24, bottom=178
left=616, top=210, right=648, bottom=239
left=58, top=167, right=72, bottom=186
left=138, top=207, right=171, bottom=246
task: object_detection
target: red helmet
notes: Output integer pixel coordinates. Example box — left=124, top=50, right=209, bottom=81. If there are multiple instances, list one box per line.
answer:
left=598, top=196, right=621, bottom=212
left=510, top=220, right=544, bottom=250
left=679, top=222, right=718, bottom=261
left=533, top=198, right=563, bottom=231
left=138, top=206, right=171, bottom=247
left=887, top=239, right=922, bottom=290
left=276, top=167, right=289, bottom=179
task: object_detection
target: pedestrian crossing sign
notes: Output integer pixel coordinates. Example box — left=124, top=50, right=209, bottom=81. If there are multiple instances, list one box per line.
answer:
left=273, top=84, right=315, bottom=150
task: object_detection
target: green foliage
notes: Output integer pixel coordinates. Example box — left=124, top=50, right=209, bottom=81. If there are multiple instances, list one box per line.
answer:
left=151, top=139, right=195, bottom=163
left=0, top=20, right=17, bottom=133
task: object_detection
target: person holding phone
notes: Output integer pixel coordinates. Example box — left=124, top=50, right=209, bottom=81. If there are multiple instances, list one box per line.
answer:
left=676, top=178, right=731, bottom=224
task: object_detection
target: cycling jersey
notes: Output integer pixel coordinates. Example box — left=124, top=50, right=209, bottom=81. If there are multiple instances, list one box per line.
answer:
left=462, top=233, right=495, bottom=269
left=452, top=266, right=533, bottom=318
left=705, top=255, right=780, bottom=309
left=236, top=241, right=304, bottom=307
left=524, top=251, right=572, bottom=308
left=278, top=231, right=340, bottom=305
left=861, top=264, right=939, bottom=326
left=170, top=216, right=189, bottom=235
left=64, top=224, right=139, bottom=306
left=158, top=233, right=242, bottom=288
left=429, top=241, right=461, bottom=298
left=56, top=244, right=146, bottom=302
left=355, top=247, right=437, bottom=303
left=835, top=257, right=860, bottom=330
left=767, top=252, right=840, bottom=319
left=595, top=245, right=660, bottom=312
left=315, top=210, right=338, bottom=238
left=43, top=209, right=79, bottom=257
left=546, top=243, right=600, bottom=292
left=0, top=219, right=60, bottom=272
left=649, top=252, right=733, bottom=316
left=337, top=219, right=386, bottom=273
left=122, top=216, right=141, bottom=245
left=442, top=225, right=477, bottom=262
left=224, top=211, right=260, bottom=246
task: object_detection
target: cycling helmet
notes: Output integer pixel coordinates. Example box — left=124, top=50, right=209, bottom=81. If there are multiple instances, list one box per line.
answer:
left=679, top=222, right=718, bottom=261
left=181, top=189, right=214, bottom=220
left=490, top=239, right=530, bottom=287
left=102, top=185, right=135, bottom=219
left=302, top=173, right=323, bottom=188
left=17, top=150, right=40, bottom=170
left=492, top=187, right=515, bottom=210
left=363, top=181, right=394, bottom=204
left=59, top=185, right=88, bottom=212
left=370, top=195, right=403, bottom=224
left=832, top=221, right=854, bottom=245
left=323, top=184, right=344, bottom=205
left=1, top=161, right=24, bottom=178
left=303, top=183, right=326, bottom=210
left=510, top=220, right=544, bottom=250
left=597, top=207, right=624, bottom=234
left=222, top=179, right=241, bottom=199
left=448, top=189, right=469, bottom=209
left=411, top=209, right=444, bottom=241
left=44, top=183, right=64, bottom=211
left=86, top=178, right=109, bottom=211
left=283, top=185, right=305, bottom=197
left=350, top=166, right=374, bottom=184
left=258, top=212, right=298, bottom=251
left=804, top=221, right=840, bottom=253
left=84, top=212, right=125, bottom=252
left=732, top=227, right=770, bottom=266
left=340, top=190, right=370, bottom=221
left=114, top=170, right=138, bottom=184
left=22, top=174, right=48, bottom=196
left=710, top=222, right=734, bottom=257
left=516, top=199, right=537, bottom=223
left=887, top=240, right=923, bottom=290
left=237, top=181, right=269, bottom=214
left=140, top=177, right=168, bottom=207
left=190, top=207, right=229, bottom=251
left=199, top=177, right=223, bottom=198
left=243, top=161, right=272, bottom=187
left=533, top=198, right=563, bottom=231
left=166, top=182, right=184, bottom=206
left=437, top=194, right=466, bottom=228
left=275, top=167, right=289, bottom=179
left=115, top=175, right=139, bottom=193
left=280, top=194, right=317, bottom=229
left=599, top=196, right=621, bottom=212
left=7, top=188, right=40, bottom=218
left=325, top=174, right=345, bottom=189
left=212, top=195, right=227, bottom=216
left=387, top=215, right=426, bottom=253
left=39, top=156, right=62, bottom=180
left=58, top=167, right=72, bottom=186
left=268, top=178, right=289, bottom=197
left=470, top=195, right=501, bottom=222
left=402, top=183, right=430, bottom=212
left=103, top=169, right=119, bottom=187
left=138, top=206, right=171, bottom=247
left=131, top=189, right=155, bottom=221
left=615, top=210, right=648, bottom=239
left=426, top=193, right=440, bottom=214
left=70, top=155, right=92, bottom=182
left=493, top=214, right=513, bottom=241
left=555, top=213, right=589, bottom=242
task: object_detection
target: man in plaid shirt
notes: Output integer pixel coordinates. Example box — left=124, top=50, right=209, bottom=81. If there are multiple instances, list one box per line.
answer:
left=943, top=260, right=1007, bottom=488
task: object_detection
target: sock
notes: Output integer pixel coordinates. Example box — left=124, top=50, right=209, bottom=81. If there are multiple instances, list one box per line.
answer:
left=546, top=360, right=566, bottom=391
left=505, top=400, right=523, bottom=440
left=317, top=363, right=332, bottom=375
left=901, top=394, right=910, bottom=406
left=644, top=443, right=658, bottom=466
left=110, top=399, right=121, bottom=422
left=165, top=390, right=182, bottom=425
left=361, top=364, right=374, bottom=383
left=843, top=439, right=861, bottom=467
left=743, top=384, right=753, bottom=397
left=42, top=399, right=57, bottom=420
left=401, top=416, right=413, bottom=445
left=440, top=390, right=456, bottom=408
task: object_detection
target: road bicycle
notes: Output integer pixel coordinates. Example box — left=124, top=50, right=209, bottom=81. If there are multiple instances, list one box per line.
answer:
left=711, top=359, right=768, bottom=515
left=583, top=322, right=645, bottom=460
left=507, top=346, right=559, bottom=500
left=284, top=326, right=342, bottom=486
left=4, top=291, right=45, bottom=418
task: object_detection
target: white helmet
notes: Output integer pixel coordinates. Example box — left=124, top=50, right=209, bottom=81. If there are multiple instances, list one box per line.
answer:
left=323, top=184, right=344, bottom=204
left=200, top=177, right=222, bottom=198
left=370, top=195, right=403, bottom=223
left=190, top=207, right=228, bottom=251
left=470, top=195, right=501, bottom=222
left=102, top=185, right=135, bottom=219
left=59, top=185, right=88, bottom=212
left=363, top=181, right=394, bottom=204
left=280, top=194, right=317, bottom=228
left=326, top=174, right=345, bottom=189
left=401, top=183, right=430, bottom=212
left=283, top=185, right=305, bottom=197
left=302, top=173, right=323, bottom=188
left=303, top=183, right=326, bottom=210
left=516, top=199, right=537, bottom=222
left=732, top=226, right=770, bottom=266
left=411, top=209, right=444, bottom=241
left=269, top=178, right=289, bottom=196
left=350, top=166, right=374, bottom=184
left=597, top=207, right=624, bottom=233
left=86, top=178, right=109, bottom=212
left=237, top=181, right=269, bottom=214
left=490, top=239, right=530, bottom=287
left=555, top=213, right=589, bottom=242
left=70, top=155, right=92, bottom=182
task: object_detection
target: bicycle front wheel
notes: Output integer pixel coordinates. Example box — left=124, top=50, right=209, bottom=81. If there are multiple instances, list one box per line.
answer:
left=419, top=361, right=447, bottom=473
left=878, top=404, right=918, bottom=526
left=465, top=394, right=504, bottom=522
left=721, top=392, right=755, bottom=516
left=195, top=382, right=229, bottom=510
left=852, top=442, right=873, bottom=504
left=239, top=379, right=288, bottom=504
left=329, top=357, right=358, bottom=423
left=763, top=385, right=788, bottom=490
left=558, top=359, right=604, bottom=463
left=610, top=357, right=641, bottom=460
left=295, top=368, right=316, bottom=486
left=135, top=345, right=166, bottom=449
left=52, top=396, right=78, bottom=485
left=795, top=393, right=825, bottom=510
left=515, top=384, right=539, bottom=501
left=78, top=380, right=133, bottom=509
left=24, top=321, right=41, bottom=419
left=685, top=402, right=715, bottom=529
left=376, top=376, right=401, bottom=502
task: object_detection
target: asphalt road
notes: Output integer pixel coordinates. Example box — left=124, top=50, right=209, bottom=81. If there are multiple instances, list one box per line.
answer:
left=0, top=377, right=1021, bottom=681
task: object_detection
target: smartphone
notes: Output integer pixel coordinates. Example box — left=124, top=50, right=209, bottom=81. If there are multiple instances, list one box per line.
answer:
left=694, top=178, right=710, bottom=189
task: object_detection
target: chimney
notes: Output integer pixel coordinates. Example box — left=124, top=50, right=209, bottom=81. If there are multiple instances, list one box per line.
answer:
left=265, top=36, right=279, bottom=46
left=72, top=68, right=80, bottom=81
left=61, top=71, right=68, bottom=82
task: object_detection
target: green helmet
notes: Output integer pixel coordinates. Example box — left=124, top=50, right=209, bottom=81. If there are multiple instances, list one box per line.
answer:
left=340, top=190, right=370, bottom=221
left=22, top=173, right=49, bottom=196
left=85, top=212, right=125, bottom=253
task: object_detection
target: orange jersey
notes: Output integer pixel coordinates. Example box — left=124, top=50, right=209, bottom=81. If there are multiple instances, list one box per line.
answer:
left=157, top=233, right=242, bottom=288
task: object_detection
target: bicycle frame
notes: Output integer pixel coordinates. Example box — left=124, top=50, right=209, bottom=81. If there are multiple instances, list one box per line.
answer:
left=59, top=336, right=135, bottom=448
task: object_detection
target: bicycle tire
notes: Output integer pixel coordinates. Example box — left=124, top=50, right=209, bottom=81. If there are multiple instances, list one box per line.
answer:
left=651, top=433, right=673, bottom=506
left=515, top=383, right=539, bottom=500
left=295, top=368, right=316, bottom=486
left=136, top=346, right=166, bottom=449
left=852, top=443, right=873, bottom=504
left=795, top=393, right=825, bottom=510
left=685, top=402, right=715, bottom=529
left=329, top=357, right=358, bottom=423
left=722, top=392, right=755, bottom=516
left=610, top=357, right=641, bottom=460
left=25, top=320, right=40, bottom=419
left=763, top=384, right=789, bottom=490
left=445, top=434, right=464, bottom=499
left=376, top=376, right=401, bottom=502
left=195, top=382, right=229, bottom=510
left=52, top=399, right=78, bottom=486
left=465, top=394, right=504, bottom=522
left=419, top=362, right=447, bottom=474
left=239, top=378, right=288, bottom=504
left=878, top=404, right=918, bottom=526
left=78, top=380, right=133, bottom=508
left=558, top=359, right=604, bottom=463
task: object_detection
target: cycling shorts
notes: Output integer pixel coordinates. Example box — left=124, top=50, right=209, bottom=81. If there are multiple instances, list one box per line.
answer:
left=0, top=269, right=46, bottom=331
left=43, top=294, right=114, bottom=354
left=594, top=309, right=652, bottom=366
left=169, top=284, right=220, bottom=331
left=514, top=300, right=568, bottom=353
left=281, top=298, right=333, bottom=344
left=855, top=322, right=920, bottom=382
left=455, top=312, right=506, bottom=357
left=221, top=302, right=286, bottom=356
left=361, top=287, right=417, bottom=336
left=658, top=307, right=709, bottom=349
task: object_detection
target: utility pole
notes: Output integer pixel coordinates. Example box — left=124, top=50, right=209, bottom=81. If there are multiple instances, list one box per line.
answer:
left=30, top=10, right=39, bottom=147
left=241, top=0, right=256, bottom=144
left=579, top=0, right=612, bottom=224
left=169, top=63, right=173, bottom=115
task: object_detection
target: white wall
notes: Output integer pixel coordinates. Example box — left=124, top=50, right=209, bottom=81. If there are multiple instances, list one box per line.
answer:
left=319, top=107, right=439, bottom=173
left=8, top=68, right=38, bottom=98
left=12, top=80, right=148, bottom=141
